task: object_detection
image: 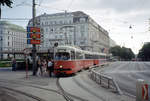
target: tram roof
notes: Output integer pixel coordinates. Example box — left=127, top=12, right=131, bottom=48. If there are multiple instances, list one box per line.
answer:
left=56, top=45, right=107, bottom=56
left=56, top=45, right=83, bottom=52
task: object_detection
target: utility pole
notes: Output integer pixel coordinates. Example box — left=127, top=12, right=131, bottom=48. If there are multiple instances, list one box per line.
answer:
left=32, top=0, right=37, bottom=76
left=0, top=4, right=1, bottom=19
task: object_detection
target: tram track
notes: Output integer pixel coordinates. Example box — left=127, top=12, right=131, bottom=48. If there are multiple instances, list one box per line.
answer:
left=0, top=78, right=88, bottom=101
left=0, top=86, right=46, bottom=101
left=56, top=78, right=89, bottom=101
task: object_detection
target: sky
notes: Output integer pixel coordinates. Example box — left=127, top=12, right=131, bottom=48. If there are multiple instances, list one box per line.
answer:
left=2, top=0, right=150, bottom=54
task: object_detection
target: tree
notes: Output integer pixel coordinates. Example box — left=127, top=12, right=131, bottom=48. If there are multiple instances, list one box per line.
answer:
left=138, top=42, right=150, bottom=61
left=109, top=46, right=135, bottom=61
left=0, top=0, right=13, bottom=19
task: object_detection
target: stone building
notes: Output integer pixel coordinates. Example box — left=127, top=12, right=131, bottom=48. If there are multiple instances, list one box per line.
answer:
left=28, top=11, right=109, bottom=53
left=0, top=21, right=26, bottom=59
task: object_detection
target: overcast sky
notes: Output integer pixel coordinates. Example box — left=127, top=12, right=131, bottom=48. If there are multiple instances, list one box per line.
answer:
left=2, top=0, right=150, bottom=54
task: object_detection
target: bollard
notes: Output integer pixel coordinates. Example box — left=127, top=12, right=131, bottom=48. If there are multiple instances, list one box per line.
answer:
left=136, top=79, right=149, bottom=101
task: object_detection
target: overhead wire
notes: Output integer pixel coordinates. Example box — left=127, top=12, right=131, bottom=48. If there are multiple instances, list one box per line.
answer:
left=1, top=18, right=30, bottom=20
left=66, top=0, right=74, bottom=11
left=37, top=4, right=66, bottom=12
left=38, top=0, right=44, bottom=6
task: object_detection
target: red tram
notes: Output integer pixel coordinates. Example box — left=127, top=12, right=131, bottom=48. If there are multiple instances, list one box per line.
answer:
left=54, top=45, right=108, bottom=75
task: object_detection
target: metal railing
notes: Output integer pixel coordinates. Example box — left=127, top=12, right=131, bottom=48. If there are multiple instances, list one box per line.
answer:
left=90, top=68, right=123, bottom=95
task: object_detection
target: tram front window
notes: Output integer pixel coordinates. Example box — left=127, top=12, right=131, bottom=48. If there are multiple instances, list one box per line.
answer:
left=55, top=52, right=70, bottom=60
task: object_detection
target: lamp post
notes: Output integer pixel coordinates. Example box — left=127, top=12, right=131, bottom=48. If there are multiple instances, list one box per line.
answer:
left=0, top=37, right=2, bottom=59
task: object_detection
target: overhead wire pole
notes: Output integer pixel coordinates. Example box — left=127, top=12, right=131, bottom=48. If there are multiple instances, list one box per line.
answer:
left=32, top=0, right=37, bottom=76
left=0, top=4, right=1, bottom=19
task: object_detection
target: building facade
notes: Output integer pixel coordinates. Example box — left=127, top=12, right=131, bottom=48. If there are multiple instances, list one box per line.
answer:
left=28, top=11, right=109, bottom=53
left=0, top=21, right=26, bottom=59
left=109, top=38, right=117, bottom=48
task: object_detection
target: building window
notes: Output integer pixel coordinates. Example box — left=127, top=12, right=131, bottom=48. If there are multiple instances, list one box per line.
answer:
left=59, top=21, right=62, bottom=24
left=56, top=36, right=58, bottom=39
left=81, top=32, right=84, bottom=37
left=8, top=42, right=9, bottom=46
left=53, top=21, right=56, bottom=24
left=80, top=18, right=86, bottom=23
left=46, top=28, right=48, bottom=32
left=80, top=25, right=85, bottom=32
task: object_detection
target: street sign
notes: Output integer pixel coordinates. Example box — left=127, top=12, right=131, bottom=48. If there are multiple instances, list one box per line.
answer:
left=30, top=33, right=41, bottom=39
left=27, top=39, right=40, bottom=44
left=27, top=27, right=41, bottom=44
left=142, top=84, right=148, bottom=100
left=27, top=33, right=41, bottom=39
left=27, top=27, right=40, bottom=33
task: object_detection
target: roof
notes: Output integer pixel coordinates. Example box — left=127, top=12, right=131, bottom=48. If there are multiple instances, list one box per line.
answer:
left=72, top=11, right=88, bottom=17
left=0, top=21, right=26, bottom=32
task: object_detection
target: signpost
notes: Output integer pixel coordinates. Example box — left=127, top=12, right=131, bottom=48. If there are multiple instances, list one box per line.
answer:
left=27, top=26, right=41, bottom=75
left=23, top=48, right=31, bottom=79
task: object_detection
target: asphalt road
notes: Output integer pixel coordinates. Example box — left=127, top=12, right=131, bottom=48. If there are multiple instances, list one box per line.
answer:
left=99, top=61, right=150, bottom=97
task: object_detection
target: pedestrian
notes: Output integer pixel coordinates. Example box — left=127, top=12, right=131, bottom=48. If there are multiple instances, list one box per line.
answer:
left=12, top=58, right=16, bottom=71
left=37, top=58, right=43, bottom=76
left=27, top=54, right=33, bottom=70
left=42, top=59, right=47, bottom=76
left=47, top=59, right=54, bottom=77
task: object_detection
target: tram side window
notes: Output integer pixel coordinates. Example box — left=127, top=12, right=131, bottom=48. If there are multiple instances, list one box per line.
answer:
left=71, top=51, right=75, bottom=60
left=55, top=52, right=70, bottom=60
left=76, top=52, right=83, bottom=59
left=93, top=55, right=99, bottom=59
left=85, top=54, right=92, bottom=59
left=100, top=55, right=105, bottom=59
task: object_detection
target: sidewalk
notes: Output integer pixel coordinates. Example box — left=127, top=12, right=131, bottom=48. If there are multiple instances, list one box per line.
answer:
left=59, top=71, right=135, bottom=101
left=0, top=71, right=66, bottom=101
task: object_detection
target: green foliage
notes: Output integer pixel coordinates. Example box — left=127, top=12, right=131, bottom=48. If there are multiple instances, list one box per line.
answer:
left=138, top=42, right=150, bottom=61
left=109, top=46, right=135, bottom=60
left=0, top=0, right=13, bottom=19
left=0, top=61, right=11, bottom=67
left=0, top=0, right=13, bottom=8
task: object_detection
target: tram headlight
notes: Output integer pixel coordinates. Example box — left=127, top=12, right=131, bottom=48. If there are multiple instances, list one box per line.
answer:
left=60, top=65, right=63, bottom=68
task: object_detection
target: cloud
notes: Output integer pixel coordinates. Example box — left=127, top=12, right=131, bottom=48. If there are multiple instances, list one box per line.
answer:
left=70, top=0, right=150, bottom=13
left=3, top=0, right=150, bottom=53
